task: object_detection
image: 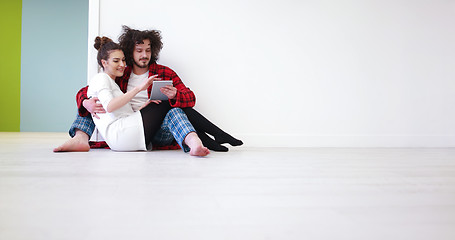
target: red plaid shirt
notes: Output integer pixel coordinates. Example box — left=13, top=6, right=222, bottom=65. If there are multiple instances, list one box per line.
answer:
left=76, top=63, right=196, bottom=150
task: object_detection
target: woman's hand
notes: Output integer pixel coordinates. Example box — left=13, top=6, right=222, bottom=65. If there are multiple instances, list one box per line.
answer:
left=139, top=74, right=160, bottom=91
left=138, top=99, right=162, bottom=110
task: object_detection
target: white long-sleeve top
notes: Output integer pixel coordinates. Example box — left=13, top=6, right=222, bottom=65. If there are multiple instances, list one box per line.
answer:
left=87, top=72, right=146, bottom=151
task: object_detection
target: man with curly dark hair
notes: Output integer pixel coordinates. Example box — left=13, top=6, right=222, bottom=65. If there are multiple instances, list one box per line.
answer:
left=54, top=26, right=242, bottom=153
left=118, top=26, right=163, bottom=68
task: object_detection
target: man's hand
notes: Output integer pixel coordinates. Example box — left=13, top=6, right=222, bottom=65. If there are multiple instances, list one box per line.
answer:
left=160, top=85, right=177, bottom=99
left=82, top=97, right=106, bottom=119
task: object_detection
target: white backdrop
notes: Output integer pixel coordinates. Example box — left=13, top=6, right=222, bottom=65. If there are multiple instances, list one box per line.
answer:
left=89, top=0, right=455, bottom=147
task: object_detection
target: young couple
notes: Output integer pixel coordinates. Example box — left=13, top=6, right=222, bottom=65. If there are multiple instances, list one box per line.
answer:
left=54, top=26, right=242, bottom=156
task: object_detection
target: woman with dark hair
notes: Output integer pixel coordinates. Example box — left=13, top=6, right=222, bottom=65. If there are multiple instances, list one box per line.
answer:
left=87, top=36, right=209, bottom=156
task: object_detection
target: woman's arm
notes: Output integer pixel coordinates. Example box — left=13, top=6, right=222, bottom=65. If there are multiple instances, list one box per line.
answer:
left=106, top=74, right=158, bottom=113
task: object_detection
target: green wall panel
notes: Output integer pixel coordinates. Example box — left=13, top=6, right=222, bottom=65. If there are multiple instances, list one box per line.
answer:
left=0, top=0, right=22, bottom=131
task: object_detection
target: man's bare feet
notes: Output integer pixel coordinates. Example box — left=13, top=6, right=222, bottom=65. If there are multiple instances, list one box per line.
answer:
left=184, top=132, right=210, bottom=156
left=189, top=145, right=210, bottom=156
left=53, top=130, right=90, bottom=152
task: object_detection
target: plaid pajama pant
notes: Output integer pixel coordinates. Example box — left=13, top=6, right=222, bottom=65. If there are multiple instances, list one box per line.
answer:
left=152, top=108, right=195, bottom=152
left=69, top=114, right=95, bottom=138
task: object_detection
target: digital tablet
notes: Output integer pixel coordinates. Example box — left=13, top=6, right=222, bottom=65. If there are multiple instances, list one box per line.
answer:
left=150, top=80, right=173, bottom=100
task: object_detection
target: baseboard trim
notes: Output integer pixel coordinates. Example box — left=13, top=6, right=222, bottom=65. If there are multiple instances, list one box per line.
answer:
left=237, top=134, right=455, bottom=148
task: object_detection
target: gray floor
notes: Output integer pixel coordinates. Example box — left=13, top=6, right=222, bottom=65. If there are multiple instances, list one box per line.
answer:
left=1, top=132, right=455, bottom=240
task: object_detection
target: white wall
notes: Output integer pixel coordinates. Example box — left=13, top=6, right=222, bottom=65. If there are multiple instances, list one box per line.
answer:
left=93, top=0, right=455, bottom=147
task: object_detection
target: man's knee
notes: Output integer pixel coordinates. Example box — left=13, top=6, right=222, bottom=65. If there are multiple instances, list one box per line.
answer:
left=168, top=108, right=183, bottom=118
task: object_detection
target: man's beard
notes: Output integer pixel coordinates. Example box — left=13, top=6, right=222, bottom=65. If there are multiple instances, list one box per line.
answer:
left=134, top=58, right=149, bottom=68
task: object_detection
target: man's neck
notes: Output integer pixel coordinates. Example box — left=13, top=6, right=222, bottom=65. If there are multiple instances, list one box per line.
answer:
left=132, top=65, right=149, bottom=75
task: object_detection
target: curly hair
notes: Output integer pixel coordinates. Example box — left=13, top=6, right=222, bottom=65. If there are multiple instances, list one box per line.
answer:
left=94, top=36, right=122, bottom=69
left=118, top=25, right=163, bottom=67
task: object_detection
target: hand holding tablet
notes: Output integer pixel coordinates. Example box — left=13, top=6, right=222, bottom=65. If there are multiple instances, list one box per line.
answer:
left=150, top=80, right=173, bottom=100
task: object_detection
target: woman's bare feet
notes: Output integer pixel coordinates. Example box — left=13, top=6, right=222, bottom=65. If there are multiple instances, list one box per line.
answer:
left=53, top=130, right=90, bottom=152
left=184, top=132, right=210, bottom=156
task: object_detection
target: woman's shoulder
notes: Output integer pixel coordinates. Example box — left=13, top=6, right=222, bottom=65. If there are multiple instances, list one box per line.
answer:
left=89, top=73, right=114, bottom=87
left=92, top=72, right=111, bottom=80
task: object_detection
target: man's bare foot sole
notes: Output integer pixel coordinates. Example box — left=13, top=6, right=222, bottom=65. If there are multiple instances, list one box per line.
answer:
left=189, top=146, right=210, bottom=156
